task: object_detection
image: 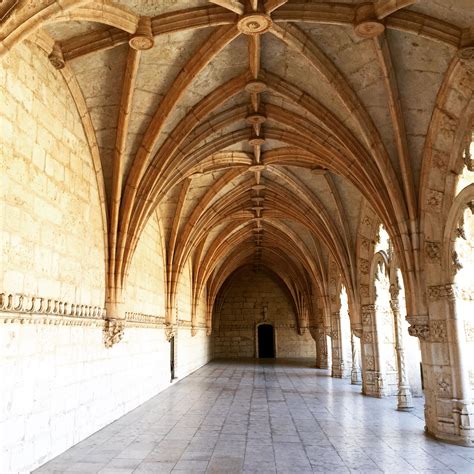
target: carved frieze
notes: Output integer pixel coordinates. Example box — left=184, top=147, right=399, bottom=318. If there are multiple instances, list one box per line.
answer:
left=427, top=284, right=456, bottom=301
left=103, top=320, right=124, bottom=348
left=125, top=312, right=165, bottom=328
left=0, top=292, right=105, bottom=326
left=0, top=292, right=105, bottom=318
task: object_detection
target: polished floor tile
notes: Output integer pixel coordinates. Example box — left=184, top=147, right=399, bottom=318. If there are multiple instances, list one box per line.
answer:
left=34, top=359, right=474, bottom=473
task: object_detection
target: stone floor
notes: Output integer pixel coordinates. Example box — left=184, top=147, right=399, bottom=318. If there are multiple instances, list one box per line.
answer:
left=35, top=359, right=474, bottom=473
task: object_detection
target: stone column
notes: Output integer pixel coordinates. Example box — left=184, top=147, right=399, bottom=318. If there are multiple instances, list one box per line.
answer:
left=331, top=311, right=344, bottom=378
left=315, top=327, right=329, bottom=369
left=410, top=283, right=474, bottom=446
left=351, top=330, right=362, bottom=385
left=360, top=304, right=376, bottom=395
left=390, top=283, right=414, bottom=411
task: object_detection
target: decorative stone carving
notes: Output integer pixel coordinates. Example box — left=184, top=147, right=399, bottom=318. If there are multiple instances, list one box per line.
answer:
left=430, top=321, right=448, bottom=342
left=437, top=375, right=452, bottom=397
left=425, top=241, right=441, bottom=262
left=360, top=285, right=369, bottom=298
left=246, top=113, right=266, bottom=125
left=426, top=189, right=443, bottom=213
left=129, top=16, right=154, bottom=50
left=0, top=292, right=105, bottom=323
left=428, top=284, right=456, bottom=301
left=165, top=322, right=176, bottom=341
left=353, top=3, right=385, bottom=38
left=360, top=237, right=371, bottom=250
left=361, top=304, right=374, bottom=325
left=432, top=150, right=448, bottom=170
left=125, top=312, right=165, bottom=328
left=245, top=79, right=267, bottom=93
left=237, top=13, right=272, bottom=35
left=408, top=324, right=430, bottom=340
left=458, top=45, right=474, bottom=60
left=360, top=258, right=370, bottom=274
left=48, top=42, right=65, bottom=70
left=452, top=250, right=463, bottom=273
left=103, top=320, right=124, bottom=348
left=365, top=356, right=375, bottom=370
left=363, top=332, right=373, bottom=343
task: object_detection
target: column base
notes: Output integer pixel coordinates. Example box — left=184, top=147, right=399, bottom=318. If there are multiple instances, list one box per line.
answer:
left=397, top=386, right=414, bottom=411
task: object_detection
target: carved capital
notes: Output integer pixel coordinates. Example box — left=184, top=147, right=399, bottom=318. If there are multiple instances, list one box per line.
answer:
left=408, top=324, right=430, bottom=340
left=48, top=42, right=65, bottom=70
left=103, top=319, right=124, bottom=348
left=165, top=322, right=176, bottom=342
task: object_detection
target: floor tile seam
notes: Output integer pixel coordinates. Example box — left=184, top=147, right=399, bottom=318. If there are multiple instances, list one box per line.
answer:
left=288, top=370, right=345, bottom=466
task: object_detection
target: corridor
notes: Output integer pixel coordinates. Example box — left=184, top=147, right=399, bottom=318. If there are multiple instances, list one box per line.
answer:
left=35, top=360, right=474, bottom=474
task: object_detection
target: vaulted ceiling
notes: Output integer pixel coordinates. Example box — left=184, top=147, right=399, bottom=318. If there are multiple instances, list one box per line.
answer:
left=1, top=0, right=473, bottom=326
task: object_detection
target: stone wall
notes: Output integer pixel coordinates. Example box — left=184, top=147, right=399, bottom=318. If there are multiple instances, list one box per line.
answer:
left=0, top=41, right=106, bottom=304
left=0, top=324, right=170, bottom=473
left=0, top=42, right=212, bottom=473
left=125, top=212, right=166, bottom=316
left=212, top=269, right=316, bottom=359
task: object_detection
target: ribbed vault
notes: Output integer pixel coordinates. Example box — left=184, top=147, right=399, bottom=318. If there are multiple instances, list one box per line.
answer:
left=2, top=0, right=472, bottom=335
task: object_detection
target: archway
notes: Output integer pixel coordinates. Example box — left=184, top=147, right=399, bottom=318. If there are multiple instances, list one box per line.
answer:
left=258, top=324, right=275, bottom=358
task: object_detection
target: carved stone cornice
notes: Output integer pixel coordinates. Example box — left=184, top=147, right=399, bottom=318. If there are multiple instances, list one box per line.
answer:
left=103, top=319, right=124, bottom=348
left=125, top=312, right=165, bottom=328
left=178, top=319, right=192, bottom=328
left=0, top=292, right=105, bottom=325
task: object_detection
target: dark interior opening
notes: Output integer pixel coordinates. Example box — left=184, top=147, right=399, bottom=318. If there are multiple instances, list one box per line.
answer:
left=170, top=336, right=175, bottom=381
left=258, top=324, right=275, bottom=358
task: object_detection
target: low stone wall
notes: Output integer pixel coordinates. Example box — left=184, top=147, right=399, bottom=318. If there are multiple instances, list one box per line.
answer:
left=0, top=314, right=211, bottom=473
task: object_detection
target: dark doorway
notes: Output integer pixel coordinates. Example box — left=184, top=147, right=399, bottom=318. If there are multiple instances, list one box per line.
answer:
left=258, top=324, right=275, bottom=358
left=170, top=336, right=175, bottom=381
